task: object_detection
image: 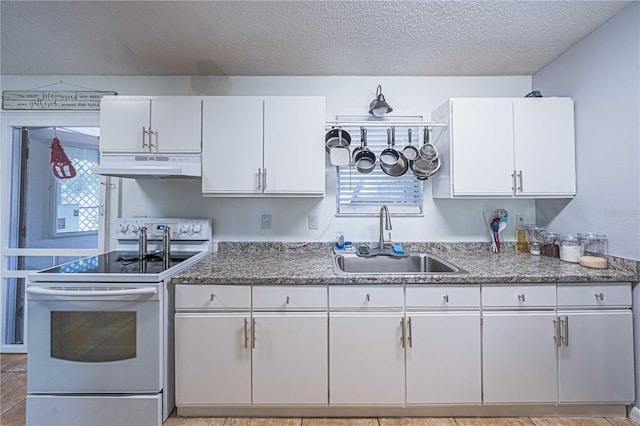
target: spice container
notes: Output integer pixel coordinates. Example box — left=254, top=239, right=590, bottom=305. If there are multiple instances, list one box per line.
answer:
left=559, top=234, right=581, bottom=263
left=529, top=241, right=541, bottom=255
left=579, top=233, right=608, bottom=268
left=541, top=231, right=560, bottom=257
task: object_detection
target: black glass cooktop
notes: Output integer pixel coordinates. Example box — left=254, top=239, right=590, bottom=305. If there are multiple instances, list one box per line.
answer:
left=41, top=251, right=199, bottom=275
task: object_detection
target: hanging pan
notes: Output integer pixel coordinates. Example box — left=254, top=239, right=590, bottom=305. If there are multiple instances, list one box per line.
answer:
left=380, top=127, right=408, bottom=177
left=352, top=128, right=376, bottom=174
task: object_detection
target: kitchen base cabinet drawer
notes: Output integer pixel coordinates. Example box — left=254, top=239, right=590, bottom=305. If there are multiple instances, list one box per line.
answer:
left=329, top=285, right=403, bottom=309
left=557, top=283, right=631, bottom=307
left=253, top=285, right=326, bottom=310
left=482, top=284, right=556, bottom=308
left=175, top=284, right=251, bottom=310
left=406, top=285, right=480, bottom=308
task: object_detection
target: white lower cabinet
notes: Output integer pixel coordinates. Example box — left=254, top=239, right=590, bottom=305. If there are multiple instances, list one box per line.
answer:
left=406, top=311, right=481, bottom=405
left=482, top=311, right=559, bottom=404
left=175, top=313, right=251, bottom=406
left=556, top=282, right=635, bottom=404
left=175, top=282, right=634, bottom=413
left=557, top=310, right=634, bottom=403
left=329, top=312, right=405, bottom=405
left=252, top=312, right=327, bottom=405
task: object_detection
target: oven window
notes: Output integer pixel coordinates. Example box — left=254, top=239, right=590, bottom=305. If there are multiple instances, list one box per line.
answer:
left=51, top=311, right=136, bottom=362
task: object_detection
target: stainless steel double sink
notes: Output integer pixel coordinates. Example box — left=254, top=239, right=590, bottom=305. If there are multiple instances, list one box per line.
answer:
left=332, top=252, right=466, bottom=275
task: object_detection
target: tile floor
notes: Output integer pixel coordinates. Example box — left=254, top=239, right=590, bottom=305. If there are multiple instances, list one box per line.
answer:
left=2, top=354, right=638, bottom=426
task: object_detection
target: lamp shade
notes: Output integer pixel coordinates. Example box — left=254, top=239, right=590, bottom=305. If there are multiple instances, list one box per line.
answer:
left=369, top=85, right=393, bottom=117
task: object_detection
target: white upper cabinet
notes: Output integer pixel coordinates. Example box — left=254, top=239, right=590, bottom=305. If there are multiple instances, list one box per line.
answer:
left=99, top=96, right=202, bottom=154
left=202, top=96, right=326, bottom=197
left=432, top=97, right=575, bottom=198
left=513, top=98, right=576, bottom=196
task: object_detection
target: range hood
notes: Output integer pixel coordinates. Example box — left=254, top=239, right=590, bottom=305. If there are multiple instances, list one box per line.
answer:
left=91, top=154, right=201, bottom=179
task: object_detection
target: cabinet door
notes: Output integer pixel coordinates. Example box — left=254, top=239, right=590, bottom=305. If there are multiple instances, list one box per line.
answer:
left=450, top=99, right=514, bottom=196
left=406, top=311, right=481, bottom=404
left=252, top=312, right=328, bottom=405
left=329, top=312, right=405, bottom=405
left=263, top=97, right=325, bottom=195
left=151, top=97, right=202, bottom=153
left=100, top=97, right=150, bottom=153
left=202, top=97, right=264, bottom=194
left=482, top=311, right=558, bottom=403
left=175, top=313, right=251, bottom=406
left=558, top=310, right=634, bottom=403
left=513, top=98, right=575, bottom=196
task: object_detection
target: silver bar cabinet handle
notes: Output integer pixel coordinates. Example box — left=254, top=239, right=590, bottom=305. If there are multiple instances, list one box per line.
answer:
left=257, top=169, right=262, bottom=190
left=517, top=170, right=523, bottom=192
left=554, top=317, right=561, bottom=347
left=564, top=315, right=569, bottom=347
left=263, top=168, right=267, bottom=190
left=407, top=316, right=413, bottom=348
left=252, top=318, right=256, bottom=349
left=210, top=293, right=215, bottom=301
left=142, top=127, right=149, bottom=148
left=595, top=293, right=604, bottom=301
left=244, top=318, right=249, bottom=349
left=366, top=293, right=371, bottom=302
left=443, top=294, right=449, bottom=303
left=286, top=296, right=290, bottom=304
left=511, top=171, right=517, bottom=193
left=400, top=318, right=405, bottom=349
left=518, top=293, right=526, bottom=303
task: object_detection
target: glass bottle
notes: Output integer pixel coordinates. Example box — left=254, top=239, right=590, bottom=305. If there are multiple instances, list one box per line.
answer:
left=516, top=216, right=526, bottom=252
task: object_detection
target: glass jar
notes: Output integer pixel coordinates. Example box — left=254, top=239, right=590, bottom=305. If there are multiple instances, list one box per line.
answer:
left=579, top=233, right=608, bottom=268
left=559, top=234, right=581, bottom=263
left=524, top=225, right=545, bottom=252
left=541, top=231, right=560, bottom=257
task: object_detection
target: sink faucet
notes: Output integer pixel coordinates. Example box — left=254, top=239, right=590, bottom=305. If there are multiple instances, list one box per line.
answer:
left=378, top=205, right=392, bottom=250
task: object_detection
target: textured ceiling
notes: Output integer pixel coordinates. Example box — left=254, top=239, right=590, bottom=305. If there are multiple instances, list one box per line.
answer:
left=0, top=1, right=631, bottom=76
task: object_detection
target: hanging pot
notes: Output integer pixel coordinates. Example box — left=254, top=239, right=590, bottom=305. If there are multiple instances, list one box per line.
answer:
left=352, top=128, right=376, bottom=174
left=380, top=128, right=407, bottom=177
left=325, top=128, right=351, bottom=153
left=380, top=128, right=400, bottom=168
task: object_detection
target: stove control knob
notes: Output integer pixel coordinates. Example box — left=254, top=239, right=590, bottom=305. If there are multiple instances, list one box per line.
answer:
left=131, top=225, right=139, bottom=234
left=119, top=224, right=129, bottom=234
left=180, top=224, right=191, bottom=234
left=191, top=224, right=203, bottom=234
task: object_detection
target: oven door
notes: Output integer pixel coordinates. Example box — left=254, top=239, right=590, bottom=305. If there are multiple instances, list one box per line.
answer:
left=26, top=282, right=162, bottom=393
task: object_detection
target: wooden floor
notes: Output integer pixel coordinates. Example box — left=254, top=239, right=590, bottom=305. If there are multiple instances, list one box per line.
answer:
left=2, top=354, right=637, bottom=426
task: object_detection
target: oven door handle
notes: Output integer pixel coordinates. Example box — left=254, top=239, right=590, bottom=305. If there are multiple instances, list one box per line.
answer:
left=26, top=287, right=157, bottom=297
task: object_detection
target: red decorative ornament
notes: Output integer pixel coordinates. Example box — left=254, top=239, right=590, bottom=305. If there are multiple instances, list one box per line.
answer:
left=50, top=137, right=77, bottom=179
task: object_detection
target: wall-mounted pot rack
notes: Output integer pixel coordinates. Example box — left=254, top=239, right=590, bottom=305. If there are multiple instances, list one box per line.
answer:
left=325, top=120, right=446, bottom=129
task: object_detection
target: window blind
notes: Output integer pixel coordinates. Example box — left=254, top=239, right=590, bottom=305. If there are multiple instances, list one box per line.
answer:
left=336, top=126, right=424, bottom=216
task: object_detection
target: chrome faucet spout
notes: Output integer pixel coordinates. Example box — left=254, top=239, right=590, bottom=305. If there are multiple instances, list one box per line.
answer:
left=378, top=205, right=392, bottom=250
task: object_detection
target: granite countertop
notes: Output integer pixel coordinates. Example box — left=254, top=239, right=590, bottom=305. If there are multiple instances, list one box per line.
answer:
left=172, top=242, right=639, bottom=285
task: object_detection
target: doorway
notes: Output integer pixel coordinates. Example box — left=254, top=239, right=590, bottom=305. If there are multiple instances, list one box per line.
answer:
left=1, top=124, right=111, bottom=351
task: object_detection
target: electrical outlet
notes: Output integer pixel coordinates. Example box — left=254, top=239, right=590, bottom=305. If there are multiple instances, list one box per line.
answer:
left=261, top=214, right=272, bottom=229
left=308, top=215, right=319, bottom=230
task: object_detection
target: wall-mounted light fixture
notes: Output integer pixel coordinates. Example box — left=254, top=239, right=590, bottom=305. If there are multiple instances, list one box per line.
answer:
left=368, top=85, right=393, bottom=117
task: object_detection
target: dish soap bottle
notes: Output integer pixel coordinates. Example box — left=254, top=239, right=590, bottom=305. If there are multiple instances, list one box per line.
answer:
left=516, top=216, right=526, bottom=252
left=336, top=232, right=345, bottom=250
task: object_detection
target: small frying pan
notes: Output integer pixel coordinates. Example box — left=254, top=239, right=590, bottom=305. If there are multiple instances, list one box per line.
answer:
left=380, top=127, right=400, bottom=168
left=402, top=128, right=419, bottom=161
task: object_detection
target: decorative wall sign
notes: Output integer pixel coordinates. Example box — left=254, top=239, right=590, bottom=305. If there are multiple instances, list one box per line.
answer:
left=2, top=90, right=117, bottom=110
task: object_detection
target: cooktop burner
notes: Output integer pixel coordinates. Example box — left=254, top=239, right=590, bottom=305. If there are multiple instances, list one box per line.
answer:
left=41, top=251, right=200, bottom=275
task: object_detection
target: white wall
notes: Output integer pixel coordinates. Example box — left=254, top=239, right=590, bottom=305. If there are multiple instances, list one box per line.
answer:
left=532, top=3, right=640, bottom=261
left=2, top=76, right=536, bottom=243
left=3, top=75, right=535, bottom=243
left=533, top=2, right=640, bottom=416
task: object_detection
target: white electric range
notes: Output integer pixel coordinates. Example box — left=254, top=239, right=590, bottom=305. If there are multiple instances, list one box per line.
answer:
left=26, top=218, right=211, bottom=426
